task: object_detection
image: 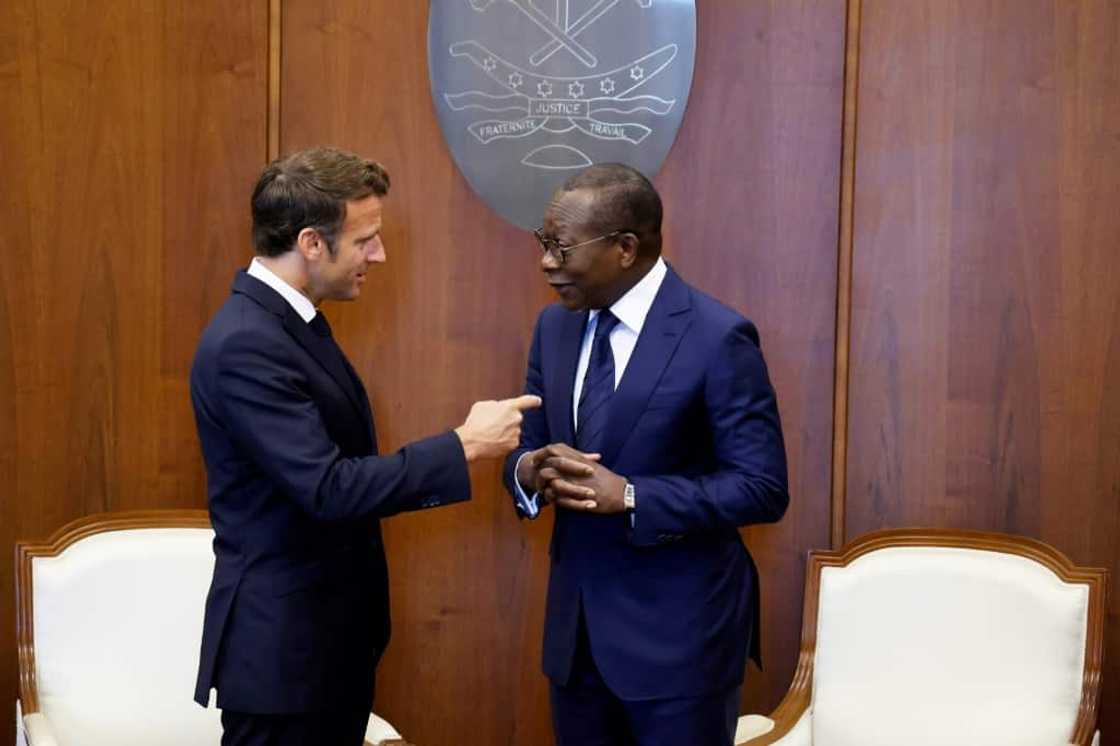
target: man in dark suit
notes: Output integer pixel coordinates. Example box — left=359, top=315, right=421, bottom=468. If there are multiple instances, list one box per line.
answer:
left=191, top=146, right=538, bottom=746
left=503, top=164, right=789, bottom=745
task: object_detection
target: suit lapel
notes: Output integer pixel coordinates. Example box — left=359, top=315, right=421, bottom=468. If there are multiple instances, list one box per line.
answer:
left=548, top=309, right=589, bottom=446
left=599, top=268, right=692, bottom=466
left=338, top=352, right=377, bottom=451
left=282, top=312, right=369, bottom=422
left=232, top=272, right=370, bottom=435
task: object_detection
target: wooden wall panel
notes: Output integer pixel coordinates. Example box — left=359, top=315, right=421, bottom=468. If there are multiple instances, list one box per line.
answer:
left=280, top=4, right=556, bottom=743
left=0, top=2, right=268, bottom=743
left=5, top=0, right=1116, bottom=742
left=658, top=0, right=845, bottom=719
left=846, top=0, right=1120, bottom=740
left=281, top=2, right=843, bottom=743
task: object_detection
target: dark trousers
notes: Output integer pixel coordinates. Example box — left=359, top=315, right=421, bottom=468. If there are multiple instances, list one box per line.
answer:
left=220, top=709, right=369, bottom=746
left=550, top=616, right=741, bottom=746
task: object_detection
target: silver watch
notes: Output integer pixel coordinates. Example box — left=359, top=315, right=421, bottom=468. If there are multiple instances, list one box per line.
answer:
left=623, top=482, right=636, bottom=511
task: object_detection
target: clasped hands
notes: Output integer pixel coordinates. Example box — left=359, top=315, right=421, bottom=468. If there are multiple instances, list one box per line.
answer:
left=516, top=443, right=628, bottom=514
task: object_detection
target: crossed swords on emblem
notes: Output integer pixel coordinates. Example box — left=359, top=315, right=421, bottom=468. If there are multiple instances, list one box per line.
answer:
left=445, top=0, right=676, bottom=150
left=469, top=0, right=653, bottom=68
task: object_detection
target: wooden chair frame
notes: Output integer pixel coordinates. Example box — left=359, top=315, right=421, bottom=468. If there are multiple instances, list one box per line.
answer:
left=745, top=529, right=1108, bottom=745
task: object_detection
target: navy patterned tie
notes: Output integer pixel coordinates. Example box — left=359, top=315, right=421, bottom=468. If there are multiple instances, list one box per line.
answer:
left=575, top=309, right=621, bottom=453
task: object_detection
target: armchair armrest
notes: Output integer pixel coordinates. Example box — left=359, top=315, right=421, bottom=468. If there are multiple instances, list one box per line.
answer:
left=735, top=714, right=775, bottom=743
left=15, top=699, right=26, bottom=746
left=738, top=707, right=811, bottom=745
left=22, top=712, right=60, bottom=746
left=363, top=712, right=406, bottom=746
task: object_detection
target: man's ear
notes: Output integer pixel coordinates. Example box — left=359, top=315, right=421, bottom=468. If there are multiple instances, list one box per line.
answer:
left=617, top=231, right=640, bottom=269
left=296, top=227, right=323, bottom=261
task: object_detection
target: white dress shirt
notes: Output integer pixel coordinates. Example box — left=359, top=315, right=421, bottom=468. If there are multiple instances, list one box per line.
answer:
left=247, top=257, right=317, bottom=323
left=516, top=257, right=668, bottom=518
left=572, top=256, right=667, bottom=429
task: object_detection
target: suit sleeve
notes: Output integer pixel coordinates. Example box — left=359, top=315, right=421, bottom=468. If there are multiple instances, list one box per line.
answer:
left=213, top=328, right=470, bottom=522
left=502, top=313, right=551, bottom=515
left=629, top=320, right=789, bottom=546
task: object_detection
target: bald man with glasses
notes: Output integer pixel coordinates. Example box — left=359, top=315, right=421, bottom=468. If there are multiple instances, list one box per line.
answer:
left=503, top=163, right=790, bottom=746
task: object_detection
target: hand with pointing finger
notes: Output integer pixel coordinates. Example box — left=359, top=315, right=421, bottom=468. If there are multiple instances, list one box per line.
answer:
left=455, top=395, right=542, bottom=461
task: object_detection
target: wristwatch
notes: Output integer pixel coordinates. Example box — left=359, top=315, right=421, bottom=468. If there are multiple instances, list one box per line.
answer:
left=623, top=482, right=636, bottom=512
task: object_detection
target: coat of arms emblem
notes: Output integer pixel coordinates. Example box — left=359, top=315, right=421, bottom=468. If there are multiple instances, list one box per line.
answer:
left=429, top=0, right=696, bottom=229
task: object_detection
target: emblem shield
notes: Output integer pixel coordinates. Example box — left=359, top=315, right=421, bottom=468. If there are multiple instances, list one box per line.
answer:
left=429, top=0, right=697, bottom=229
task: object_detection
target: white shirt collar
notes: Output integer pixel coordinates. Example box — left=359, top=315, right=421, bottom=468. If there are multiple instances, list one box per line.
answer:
left=594, top=256, right=667, bottom=335
left=247, top=257, right=317, bottom=323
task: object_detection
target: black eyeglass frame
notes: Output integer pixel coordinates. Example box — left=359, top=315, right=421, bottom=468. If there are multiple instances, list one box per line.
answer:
left=532, top=228, right=628, bottom=265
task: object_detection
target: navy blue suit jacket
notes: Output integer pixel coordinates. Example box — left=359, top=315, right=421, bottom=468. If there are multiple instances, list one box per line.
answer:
left=502, top=266, right=788, bottom=700
left=191, top=272, right=470, bottom=713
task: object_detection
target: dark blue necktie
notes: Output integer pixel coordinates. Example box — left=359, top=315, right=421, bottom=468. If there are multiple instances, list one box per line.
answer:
left=575, top=309, right=621, bottom=453
left=310, top=312, right=362, bottom=405
left=310, top=311, right=378, bottom=451
left=309, top=311, right=332, bottom=338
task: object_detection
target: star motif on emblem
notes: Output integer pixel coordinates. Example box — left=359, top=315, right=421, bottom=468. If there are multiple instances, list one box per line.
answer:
left=630, top=65, right=644, bottom=81
left=509, top=72, right=523, bottom=89
left=483, top=56, right=497, bottom=72
left=568, top=81, right=585, bottom=98
left=600, top=78, right=616, bottom=95
left=537, top=81, right=553, bottom=98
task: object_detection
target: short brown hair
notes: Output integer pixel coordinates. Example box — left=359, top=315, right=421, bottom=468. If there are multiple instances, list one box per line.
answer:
left=251, top=146, right=390, bottom=257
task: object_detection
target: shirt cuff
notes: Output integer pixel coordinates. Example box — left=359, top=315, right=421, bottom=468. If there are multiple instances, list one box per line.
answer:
left=513, top=451, right=541, bottom=519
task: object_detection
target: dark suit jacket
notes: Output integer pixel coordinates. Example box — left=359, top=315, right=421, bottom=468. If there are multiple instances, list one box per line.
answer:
left=191, top=271, right=470, bottom=714
left=503, top=266, right=788, bottom=701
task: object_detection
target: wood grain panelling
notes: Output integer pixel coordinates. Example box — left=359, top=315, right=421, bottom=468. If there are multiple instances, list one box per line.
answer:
left=281, top=4, right=556, bottom=744
left=657, top=0, right=845, bottom=721
left=0, top=2, right=267, bottom=744
left=7, top=0, right=1117, bottom=743
left=281, top=2, right=843, bottom=743
left=847, top=0, right=1120, bottom=740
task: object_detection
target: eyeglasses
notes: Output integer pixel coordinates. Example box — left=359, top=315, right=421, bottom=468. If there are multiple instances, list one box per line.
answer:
left=533, top=228, right=622, bottom=265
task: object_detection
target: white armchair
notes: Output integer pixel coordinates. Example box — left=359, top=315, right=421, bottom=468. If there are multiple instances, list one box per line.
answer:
left=737, top=529, right=1106, bottom=746
left=15, top=510, right=407, bottom=746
